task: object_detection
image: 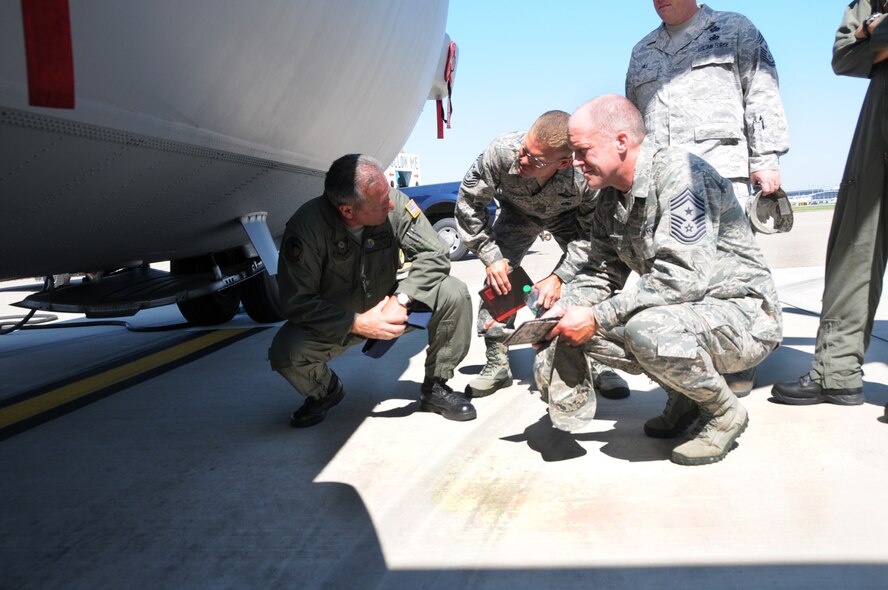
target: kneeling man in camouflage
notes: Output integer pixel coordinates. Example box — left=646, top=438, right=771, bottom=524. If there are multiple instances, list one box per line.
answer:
left=537, top=95, right=782, bottom=465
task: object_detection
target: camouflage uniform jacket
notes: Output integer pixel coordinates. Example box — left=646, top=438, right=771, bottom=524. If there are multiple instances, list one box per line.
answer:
left=833, top=0, right=888, bottom=78
left=626, top=4, right=789, bottom=180
left=456, top=131, right=598, bottom=281
left=576, top=138, right=782, bottom=344
left=276, top=190, right=451, bottom=344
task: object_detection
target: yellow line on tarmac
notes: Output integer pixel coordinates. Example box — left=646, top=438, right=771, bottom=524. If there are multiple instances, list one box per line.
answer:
left=0, top=329, right=250, bottom=430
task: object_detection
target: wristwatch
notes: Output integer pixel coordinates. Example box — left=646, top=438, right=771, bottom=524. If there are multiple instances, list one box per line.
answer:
left=864, top=13, right=882, bottom=38
left=395, top=292, right=412, bottom=307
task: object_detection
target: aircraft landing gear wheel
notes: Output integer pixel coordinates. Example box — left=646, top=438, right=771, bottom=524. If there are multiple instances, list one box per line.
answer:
left=176, top=287, right=240, bottom=325
left=171, top=257, right=241, bottom=326
left=239, top=270, right=284, bottom=323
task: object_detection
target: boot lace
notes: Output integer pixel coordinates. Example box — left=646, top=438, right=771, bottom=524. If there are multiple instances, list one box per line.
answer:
left=480, top=344, right=507, bottom=377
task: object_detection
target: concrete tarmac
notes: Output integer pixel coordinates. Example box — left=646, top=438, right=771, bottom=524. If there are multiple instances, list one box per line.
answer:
left=1, top=208, right=887, bottom=589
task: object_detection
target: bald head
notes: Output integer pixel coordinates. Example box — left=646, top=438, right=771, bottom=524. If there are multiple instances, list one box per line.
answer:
left=568, top=95, right=646, bottom=192
left=571, top=95, right=646, bottom=145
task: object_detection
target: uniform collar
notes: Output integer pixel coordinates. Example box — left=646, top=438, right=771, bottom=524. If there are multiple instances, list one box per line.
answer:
left=507, top=132, right=527, bottom=176
left=629, top=136, right=659, bottom=201
left=319, top=196, right=363, bottom=243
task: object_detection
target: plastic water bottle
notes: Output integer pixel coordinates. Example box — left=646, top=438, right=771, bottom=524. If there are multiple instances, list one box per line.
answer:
left=523, top=284, right=541, bottom=317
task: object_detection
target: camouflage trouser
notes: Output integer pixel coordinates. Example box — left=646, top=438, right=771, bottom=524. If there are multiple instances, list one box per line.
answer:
left=268, top=276, right=472, bottom=398
left=478, top=204, right=582, bottom=340
left=535, top=296, right=778, bottom=411
left=731, top=179, right=752, bottom=214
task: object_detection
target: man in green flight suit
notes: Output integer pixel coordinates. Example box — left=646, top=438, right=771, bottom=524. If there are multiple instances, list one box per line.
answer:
left=269, top=154, right=476, bottom=427
left=772, top=1, right=888, bottom=412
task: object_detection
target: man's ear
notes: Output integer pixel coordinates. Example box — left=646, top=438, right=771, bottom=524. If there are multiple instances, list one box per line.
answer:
left=615, top=131, right=630, bottom=155
left=338, top=204, right=354, bottom=220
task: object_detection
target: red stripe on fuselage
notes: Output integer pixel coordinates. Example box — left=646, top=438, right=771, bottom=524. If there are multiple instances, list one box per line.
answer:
left=20, top=0, right=75, bottom=108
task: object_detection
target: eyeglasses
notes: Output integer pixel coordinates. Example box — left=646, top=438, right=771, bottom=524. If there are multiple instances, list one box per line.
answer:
left=520, top=144, right=572, bottom=169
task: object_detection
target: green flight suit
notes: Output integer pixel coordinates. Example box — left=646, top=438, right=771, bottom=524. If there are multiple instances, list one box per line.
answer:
left=811, top=1, right=888, bottom=390
left=269, top=189, right=472, bottom=398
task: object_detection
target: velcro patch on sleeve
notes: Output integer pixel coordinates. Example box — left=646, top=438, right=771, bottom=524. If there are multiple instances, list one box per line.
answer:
left=405, top=199, right=422, bottom=219
left=669, top=188, right=706, bottom=245
left=283, top=235, right=302, bottom=262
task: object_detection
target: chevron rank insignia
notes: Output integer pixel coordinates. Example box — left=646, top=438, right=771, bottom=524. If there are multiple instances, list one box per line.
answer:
left=669, top=188, right=706, bottom=245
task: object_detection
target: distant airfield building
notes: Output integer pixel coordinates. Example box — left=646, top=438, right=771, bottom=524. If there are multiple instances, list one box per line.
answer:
left=785, top=188, right=839, bottom=207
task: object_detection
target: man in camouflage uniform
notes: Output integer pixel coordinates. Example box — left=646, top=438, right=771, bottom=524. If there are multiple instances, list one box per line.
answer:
left=537, top=95, right=782, bottom=465
left=269, top=154, right=476, bottom=427
left=626, top=0, right=790, bottom=397
left=773, top=2, right=888, bottom=412
left=456, top=110, right=629, bottom=400
left=627, top=1, right=789, bottom=209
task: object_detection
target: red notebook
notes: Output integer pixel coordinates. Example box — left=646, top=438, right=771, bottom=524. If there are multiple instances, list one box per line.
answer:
left=478, top=266, right=534, bottom=322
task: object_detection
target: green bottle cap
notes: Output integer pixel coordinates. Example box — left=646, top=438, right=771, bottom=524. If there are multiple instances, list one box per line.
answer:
left=523, top=284, right=532, bottom=293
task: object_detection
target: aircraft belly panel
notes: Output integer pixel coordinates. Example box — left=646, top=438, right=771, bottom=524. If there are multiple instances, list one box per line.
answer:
left=0, top=108, right=323, bottom=278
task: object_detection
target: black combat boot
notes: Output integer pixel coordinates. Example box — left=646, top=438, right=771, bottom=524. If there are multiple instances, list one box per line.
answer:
left=771, top=374, right=864, bottom=406
left=420, top=377, right=476, bottom=421
left=290, top=372, right=346, bottom=428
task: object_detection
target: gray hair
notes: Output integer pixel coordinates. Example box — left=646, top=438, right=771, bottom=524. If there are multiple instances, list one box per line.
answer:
left=324, top=154, right=386, bottom=207
left=575, top=95, right=646, bottom=144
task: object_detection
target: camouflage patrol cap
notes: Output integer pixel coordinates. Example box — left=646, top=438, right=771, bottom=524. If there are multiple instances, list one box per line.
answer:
left=747, top=188, right=794, bottom=234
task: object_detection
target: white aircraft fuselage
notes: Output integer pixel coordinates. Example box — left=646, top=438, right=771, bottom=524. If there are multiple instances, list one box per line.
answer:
left=0, top=0, right=451, bottom=281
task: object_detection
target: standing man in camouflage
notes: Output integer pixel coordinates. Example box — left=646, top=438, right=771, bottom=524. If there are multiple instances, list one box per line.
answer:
left=269, top=154, right=476, bottom=427
left=773, top=2, right=888, bottom=412
left=627, top=0, right=789, bottom=211
left=456, top=110, right=629, bottom=400
left=540, top=95, right=782, bottom=465
left=626, top=0, right=790, bottom=397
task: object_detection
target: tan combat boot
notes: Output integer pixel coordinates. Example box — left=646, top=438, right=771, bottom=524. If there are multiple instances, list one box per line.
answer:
left=643, top=388, right=700, bottom=439
left=671, top=386, right=748, bottom=466
left=724, top=366, right=757, bottom=398
left=467, top=340, right=512, bottom=398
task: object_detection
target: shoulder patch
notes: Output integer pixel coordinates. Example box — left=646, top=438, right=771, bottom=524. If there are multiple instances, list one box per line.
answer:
left=283, top=235, right=303, bottom=262
left=405, top=199, right=422, bottom=219
left=461, top=154, right=483, bottom=188
left=669, top=188, right=707, bottom=245
left=757, top=32, right=775, bottom=67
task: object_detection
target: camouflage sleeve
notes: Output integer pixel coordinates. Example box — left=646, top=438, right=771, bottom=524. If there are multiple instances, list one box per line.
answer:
left=455, top=145, right=504, bottom=266
left=737, top=16, right=790, bottom=173
left=592, top=159, right=719, bottom=333
left=390, top=190, right=452, bottom=309
left=560, top=198, right=629, bottom=308
left=552, top=186, right=599, bottom=283
left=833, top=0, right=886, bottom=78
left=276, top=225, right=356, bottom=344
left=625, top=51, right=638, bottom=107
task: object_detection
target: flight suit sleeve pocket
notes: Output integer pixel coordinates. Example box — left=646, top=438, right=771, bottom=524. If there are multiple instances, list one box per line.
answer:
left=656, top=333, right=698, bottom=360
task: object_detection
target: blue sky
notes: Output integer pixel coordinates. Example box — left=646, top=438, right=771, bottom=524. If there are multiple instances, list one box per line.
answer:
left=403, top=0, right=868, bottom=191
